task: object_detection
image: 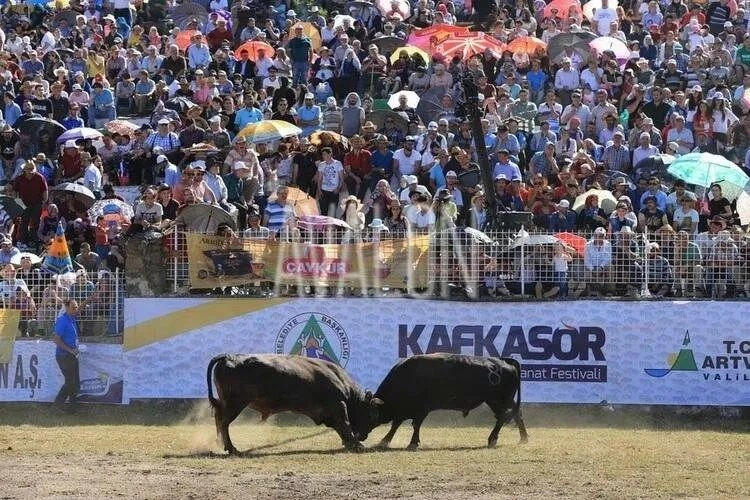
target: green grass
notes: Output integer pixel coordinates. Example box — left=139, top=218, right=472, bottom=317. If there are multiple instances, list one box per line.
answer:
left=1, top=403, right=748, bottom=498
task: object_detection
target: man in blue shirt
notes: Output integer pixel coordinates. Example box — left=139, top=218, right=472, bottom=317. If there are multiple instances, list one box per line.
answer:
left=3, top=92, right=21, bottom=126
left=53, top=299, right=80, bottom=407
left=90, top=83, right=116, bottom=128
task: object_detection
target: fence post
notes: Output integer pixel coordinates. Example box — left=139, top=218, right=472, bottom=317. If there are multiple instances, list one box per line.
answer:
left=641, top=234, right=651, bottom=298
left=173, top=229, right=179, bottom=294
left=114, top=267, right=120, bottom=335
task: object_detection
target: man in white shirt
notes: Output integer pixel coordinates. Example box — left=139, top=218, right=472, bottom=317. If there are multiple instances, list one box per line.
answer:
left=82, top=153, right=102, bottom=197
left=406, top=194, right=435, bottom=233
left=665, top=115, right=694, bottom=155
left=554, top=58, right=580, bottom=106
left=592, top=0, right=618, bottom=36
left=580, top=60, right=603, bottom=91
left=315, top=147, right=344, bottom=216
left=393, top=136, right=422, bottom=178
left=632, top=132, right=661, bottom=168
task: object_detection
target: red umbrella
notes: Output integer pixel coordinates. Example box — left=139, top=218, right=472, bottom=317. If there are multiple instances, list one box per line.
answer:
left=430, top=33, right=506, bottom=59
left=234, top=41, right=275, bottom=61
left=543, top=0, right=582, bottom=19
left=407, top=24, right=470, bottom=50
left=175, top=30, right=200, bottom=51
left=554, top=232, right=587, bottom=255
left=506, top=36, right=547, bottom=56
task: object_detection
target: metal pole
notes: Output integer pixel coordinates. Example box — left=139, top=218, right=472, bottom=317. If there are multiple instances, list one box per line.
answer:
left=641, top=234, right=651, bottom=298
left=173, top=229, right=178, bottom=294
left=114, top=268, right=120, bottom=335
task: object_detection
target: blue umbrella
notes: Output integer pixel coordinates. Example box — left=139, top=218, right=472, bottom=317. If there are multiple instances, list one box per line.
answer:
left=57, top=127, right=103, bottom=144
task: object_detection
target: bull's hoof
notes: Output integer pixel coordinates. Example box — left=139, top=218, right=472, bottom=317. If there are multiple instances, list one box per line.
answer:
left=519, top=435, right=529, bottom=445
left=226, top=446, right=239, bottom=456
left=487, top=439, right=498, bottom=449
left=406, top=443, right=419, bottom=451
left=374, top=440, right=391, bottom=450
left=346, top=441, right=366, bottom=453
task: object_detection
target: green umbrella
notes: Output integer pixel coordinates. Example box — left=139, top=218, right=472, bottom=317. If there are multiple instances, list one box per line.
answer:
left=667, top=152, right=750, bottom=201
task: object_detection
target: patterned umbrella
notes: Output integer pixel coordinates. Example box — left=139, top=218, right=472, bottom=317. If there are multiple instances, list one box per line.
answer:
left=431, top=33, right=507, bottom=59
left=667, top=152, right=750, bottom=201
left=234, top=40, right=275, bottom=61
left=57, top=127, right=103, bottom=144
left=171, top=2, right=208, bottom=29
left=407, top=24, right=470, bottom=51
left=41, top=222, right=74, bottom=275
left=505, top=36, right=547, bottom=56
left=236, top=120, right=302, bottom=144
left=88, top=199, right=135, bottom=223
left=105, top=120, right=139, bottom=136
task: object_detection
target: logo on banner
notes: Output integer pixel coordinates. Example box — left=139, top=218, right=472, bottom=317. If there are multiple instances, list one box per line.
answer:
left=644, top=331, right=698, bottom=377
left=282, top=247, right=349, bottom=278
left=398, top=322, right=607, bottom=382
left=276, top=313, right=350, bottom=367
left=645, top=331, right=750, bottom=382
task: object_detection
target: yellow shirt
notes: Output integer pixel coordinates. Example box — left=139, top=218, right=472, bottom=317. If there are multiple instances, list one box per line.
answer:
left=86, top=55, right=105, bottom=78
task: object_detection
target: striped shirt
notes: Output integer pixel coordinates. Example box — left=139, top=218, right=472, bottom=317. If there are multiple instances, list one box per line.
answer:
left=602, top=144, right=630, bottom=172
left=264, top=202, right=295, bottom=233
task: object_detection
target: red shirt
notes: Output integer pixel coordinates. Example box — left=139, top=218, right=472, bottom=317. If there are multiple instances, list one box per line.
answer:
left=344, top=149, right=372, bottom=178
left=60, top=151, right=83, bottom=179
left=12, top=172, right=48, bottom=205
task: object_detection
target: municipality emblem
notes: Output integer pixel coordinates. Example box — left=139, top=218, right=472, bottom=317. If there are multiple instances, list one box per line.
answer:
left=275, top=313, right=350, bottom=367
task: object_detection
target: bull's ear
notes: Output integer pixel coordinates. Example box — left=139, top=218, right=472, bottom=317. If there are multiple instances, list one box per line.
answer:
left=369, top=397, right=383, bottom=421
left=365, top=390, right=373, bottom=402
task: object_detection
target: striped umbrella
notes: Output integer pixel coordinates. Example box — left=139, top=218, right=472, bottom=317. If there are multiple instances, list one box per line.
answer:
left=407, top=24, right=470, bottom=50
left=236, top=120, right=302, bottom=144
left=41, top=222, right=74, bottom=275
left=431, top=33, right=507, bottom=59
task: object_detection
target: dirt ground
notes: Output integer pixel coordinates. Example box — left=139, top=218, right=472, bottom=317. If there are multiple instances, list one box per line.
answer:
left=1, top=403, right=748, bottom=499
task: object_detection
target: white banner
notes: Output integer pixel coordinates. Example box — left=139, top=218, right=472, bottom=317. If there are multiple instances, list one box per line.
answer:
left=123, top=299, right=750, bottom=406
left=0, top=341, right=126, bottom=404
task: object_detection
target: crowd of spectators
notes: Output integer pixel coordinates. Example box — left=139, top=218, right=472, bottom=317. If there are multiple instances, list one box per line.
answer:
left=0, top=0, right=747, bottom=306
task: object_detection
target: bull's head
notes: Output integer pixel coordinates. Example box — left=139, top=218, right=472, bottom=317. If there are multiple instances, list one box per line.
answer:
left=351, top=390, right=384, bottom=442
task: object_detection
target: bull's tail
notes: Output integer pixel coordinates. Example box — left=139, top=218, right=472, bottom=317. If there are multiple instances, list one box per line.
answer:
left=505, top=357, right=529, bottom=443
left=207, top=354, right=225, bottom=409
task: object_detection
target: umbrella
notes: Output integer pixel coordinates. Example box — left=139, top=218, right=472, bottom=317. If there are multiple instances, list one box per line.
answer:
left=583, top=0, right=619, bottom=20
left=464, top=227, right=495, bottom=245
left=237, top=120, right=302, bottom=144
left=547, top=31, right=597, bottom=62
left=736, top=191, right=750, bottom=226
left=268, top=187, right=319, bottom=217
left=211, top=9, right=232, bottom=30
left=176, top=204, right=236, bottom=233
left=505, top=36, right=547, bottom=56
left=554, top=232, right=586, bottom=255
left=88, top=199, right=135, bottom=223
left=53, top=9, right=78, bottom=26
left=234, top=40, right=275, bottom=61
left=543, top=0, right=582, bottom=19
left=57, top=127, right=103, bottom=144
left=366, top=109, right=409, bottom=133
left=175, top=30, right=200, bottom=51
left=389, top=45, right=430, bottom=65
left=407, top=24, right=470, bottom=51
left=51, top=182, right=96, bottom=209
left=297, top=215, right=351, bottom=231
left=41, top=222, right=74, bottom=275
left=17, top=117, right=65, bottom=143
left=590, top=36, right=629, bottom=62
left=667, top=152, right=750, bottom=201
left=292, top=22, right=322, bottom=51
left=371, top=36, right=406, bottom=57
left=0, top=196, right=26, bottom=219
left=105, top=120, right=139, bottom=136
left=309, top=131, right=350, bottom=149
left=10, top=252, right=42, bottom=266
left=388, top=90, right=420, bottom=109
left=333, top=14, right=356, bottom=29
left=171, top=2, right=209, bottom=29
left=165, top=96, right=199, bottom=114
left=573, top=189, right=619, bottom=214
left=431, top=33, right=507, bottom=59
left=509, top=232, right=559, bottom=249
left=375, top=0, right=410, bottom=20
left=634, top=154, right=675, bottom=181
left=416, top=86, right=450, bottom=125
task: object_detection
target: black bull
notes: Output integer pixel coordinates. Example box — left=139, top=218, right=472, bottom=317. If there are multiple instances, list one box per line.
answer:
left=206, top=354, right=377, bottom=454
left=359, top=353, right=529, bottom=450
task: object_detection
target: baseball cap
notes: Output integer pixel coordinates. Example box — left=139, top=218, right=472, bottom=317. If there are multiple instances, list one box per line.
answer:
left=156, top=154, right=168, bottom=164
left=446, top=170, right=458, bottom=178
left=558, top=199, right=570, bottom=208
left=594, top=227, right=606, bottom=235
left=233, top=161, right=250, bottom=171
left=406, top=175, right=418, bottom=184
left=427, top=121, right=438, bottom=131
left=158, top=118, right=170, bottom=125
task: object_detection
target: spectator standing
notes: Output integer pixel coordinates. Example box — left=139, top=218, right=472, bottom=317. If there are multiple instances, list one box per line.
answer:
left=52, top=299, right=81, bottom=409
left=11, top=160, right=48, bottom=248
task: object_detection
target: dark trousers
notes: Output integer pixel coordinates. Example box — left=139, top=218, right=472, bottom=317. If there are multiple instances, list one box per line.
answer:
left=55, top=353, right=79, bottom=404
left=19, top=202, right=42, bottom=245
left=319, top=190, right=339, bottom=217
left=231, top=201, right=248, bottom=231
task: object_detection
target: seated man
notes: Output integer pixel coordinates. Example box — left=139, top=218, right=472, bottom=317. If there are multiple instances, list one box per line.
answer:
left=584, top=227, right=612, bottom=295
left=133, top=70, right=156, bottom=116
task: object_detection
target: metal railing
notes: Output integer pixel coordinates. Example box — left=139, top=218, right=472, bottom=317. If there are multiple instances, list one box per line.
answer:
left=162, top=228, right=749, bottom=300
left=1, top=269, right=125, bottom=339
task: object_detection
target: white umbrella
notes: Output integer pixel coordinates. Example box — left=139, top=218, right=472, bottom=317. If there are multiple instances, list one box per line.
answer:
left=388, top=90, right=420, bottom=110
left=583, top=0, right=619, bottom=21
left=736, top=191, right=750, bottom=226
left=10, top=252, right=42, bottom=265
left=333, top=14, right=356, bottom=29
left=572, top=188, right=619, bottom=215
